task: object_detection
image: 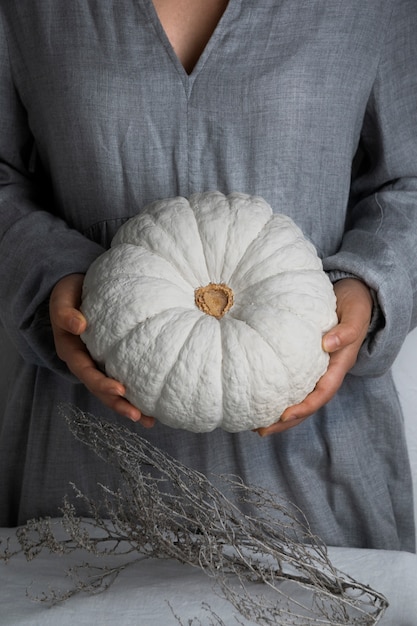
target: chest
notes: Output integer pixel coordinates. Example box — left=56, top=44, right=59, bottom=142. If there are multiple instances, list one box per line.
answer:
left=151, top=0, right=229, bottom=73
left=5, top=0, right=389, bottom=246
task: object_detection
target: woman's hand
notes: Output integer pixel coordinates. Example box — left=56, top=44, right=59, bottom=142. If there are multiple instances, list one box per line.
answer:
left=49, top=273, right=155, bottom=427
left=257, top=278, right=373, bottom=437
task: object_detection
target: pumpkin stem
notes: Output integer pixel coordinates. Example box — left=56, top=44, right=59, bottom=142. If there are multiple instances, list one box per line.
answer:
left=195, top=283, right=234, bottom=319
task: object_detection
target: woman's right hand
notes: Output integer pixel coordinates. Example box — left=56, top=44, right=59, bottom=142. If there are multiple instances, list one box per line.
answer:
left=49, top=273, right=155, bottom=427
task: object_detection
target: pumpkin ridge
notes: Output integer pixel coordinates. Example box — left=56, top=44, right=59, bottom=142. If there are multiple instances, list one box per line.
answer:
left=219, top=197, right=237, bottom=282
left=108, top=308, right=203, bottom=415
left=218, top=194, right=268, bottom=283
left=154, top=315, right=220, bottom=426
left=233, top=268, right=329, bottom=293
left=226, top=214, right=275, bottom=287
left=189, top=195, right=218, bottom=283
left=86, top=270, right=193, bottom=298
left=225, top=310, right=322, bottom=407
left=219, top=316, right=288, bottom=430
left=223, top=314, right=291, bottom=380
left=154, top=314, right=202, bottom=412
left=83, top=274, right=194, bottom=343
left=229, top=230, right=319, bottom=288
left=233, top=279, right=336, bottom=333
left=134, top=208, right=209, bottom=288
left=90, top=306, right=198, bottom=366
left=230, top=303, right=332, bottom=339
left=86, top=243, right=196, bottom=293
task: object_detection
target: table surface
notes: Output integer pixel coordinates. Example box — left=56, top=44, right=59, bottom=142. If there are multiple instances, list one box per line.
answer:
left=1, top=520, right=417, bottom=626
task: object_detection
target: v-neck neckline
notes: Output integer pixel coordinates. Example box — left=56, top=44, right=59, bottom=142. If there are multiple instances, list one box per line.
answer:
left=142, top=0, right=239, bottom=83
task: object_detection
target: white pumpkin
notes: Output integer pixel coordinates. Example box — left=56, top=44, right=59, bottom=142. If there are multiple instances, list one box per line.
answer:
left=81, top=192, right=337, bottom=433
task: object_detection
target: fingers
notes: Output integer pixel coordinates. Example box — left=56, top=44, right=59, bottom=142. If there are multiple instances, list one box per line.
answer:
left=257, top=325, right=362, bottom=437
left=49, top=274, right=155, bottom=428
left=256, top=278, right=373, bottom=437
left=50, top=273, right=87, bottom=334
left=323, top=278, right=373, bottom=353
left=282, top=349, right=350, bottom=420
left=61, top=330, right=155, bottom=426
left=256, top=351, right=347, bottom=437
left=79, top=362, right=154, bottom=426
left=64, top=334, right=155, bottom=427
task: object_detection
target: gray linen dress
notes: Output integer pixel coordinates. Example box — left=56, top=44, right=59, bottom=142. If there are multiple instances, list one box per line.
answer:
left=0, top=0, right=417, bottom=551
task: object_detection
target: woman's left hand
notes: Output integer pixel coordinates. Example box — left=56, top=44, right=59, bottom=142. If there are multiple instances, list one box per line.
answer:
left=256, top=278, right=374, bottom=437
left=49, top=273, right=156, bottom=427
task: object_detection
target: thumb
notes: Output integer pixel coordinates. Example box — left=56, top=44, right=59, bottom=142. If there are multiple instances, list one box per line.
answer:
left=50, top=274, right=87, bottom=335
left=323, top=319, right=361, bottom=352
left=322, top=278, right=373, bottom=353
left=53, top=306, right=87, bottom=336
left=66, top=312, right=87, bottom=335
left=322, top=330, right=342, bottom=353
left=322, top=318, right=367, bottom=353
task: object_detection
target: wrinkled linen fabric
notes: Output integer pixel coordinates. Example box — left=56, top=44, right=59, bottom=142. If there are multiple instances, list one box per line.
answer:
left=1, top=519, right=417, bottom=625
left=0, top=0, right=416, bottom=551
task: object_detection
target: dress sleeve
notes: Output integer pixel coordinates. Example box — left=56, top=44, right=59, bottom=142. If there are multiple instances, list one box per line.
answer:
left=0, top=14, right=104, bottom=376
left=323, top=0, right=417, bottom=377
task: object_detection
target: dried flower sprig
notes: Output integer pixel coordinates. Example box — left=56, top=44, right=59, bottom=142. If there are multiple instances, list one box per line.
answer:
left=0, top=405, right=388, bottom=625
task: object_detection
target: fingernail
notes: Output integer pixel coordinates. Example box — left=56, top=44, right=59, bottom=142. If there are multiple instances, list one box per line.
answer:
left=69, top=317, right=82, bottom=334
left=125, top=412, right=140, bottom=422
left=280, top=414, right=300, bottom=423
left=323, top=334, right=340, bottom=352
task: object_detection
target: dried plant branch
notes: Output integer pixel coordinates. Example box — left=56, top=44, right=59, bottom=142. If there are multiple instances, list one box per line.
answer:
left=0, top=405, right=388, bottom=625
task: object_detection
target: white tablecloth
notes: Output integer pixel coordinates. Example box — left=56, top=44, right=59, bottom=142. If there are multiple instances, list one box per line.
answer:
left=1, top=520, right=417, bottom=626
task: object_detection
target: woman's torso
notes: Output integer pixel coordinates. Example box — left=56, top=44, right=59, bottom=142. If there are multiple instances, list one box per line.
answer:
left=2, top=0, right=391, bottom=253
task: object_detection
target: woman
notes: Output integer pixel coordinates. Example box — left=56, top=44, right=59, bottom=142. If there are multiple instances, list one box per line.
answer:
left=0, top=0, right=416, bottom=551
